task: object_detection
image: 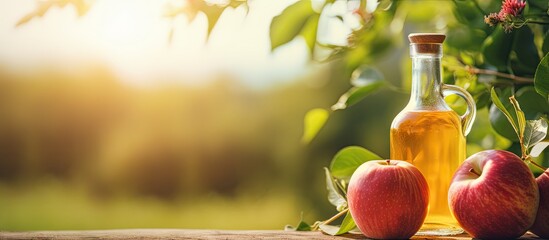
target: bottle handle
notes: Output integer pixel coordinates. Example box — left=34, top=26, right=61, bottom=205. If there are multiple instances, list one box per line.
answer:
left=441, top=84, right=476, bottom=136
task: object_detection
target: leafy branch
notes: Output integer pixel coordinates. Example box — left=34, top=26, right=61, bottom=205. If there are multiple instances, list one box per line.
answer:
left=490, top=87, right=548, bottom=170
left=288, top=146, right=380, bottom=235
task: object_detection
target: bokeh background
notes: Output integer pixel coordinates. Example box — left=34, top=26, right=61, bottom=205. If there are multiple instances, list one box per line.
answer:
left=0, top=0, right=526, bottom=230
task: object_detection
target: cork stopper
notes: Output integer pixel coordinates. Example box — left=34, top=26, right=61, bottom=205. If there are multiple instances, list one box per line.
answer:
left=408, top=33, right=445, bottom=54
left=408, top=33, right=446, bottom=44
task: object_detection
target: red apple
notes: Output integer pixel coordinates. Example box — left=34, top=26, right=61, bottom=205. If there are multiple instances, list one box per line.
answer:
left=531, top=169, right=549, bottom=238
left=347, top=160, right=429, bottom=239
left=448, top=150, right=539, bottom=239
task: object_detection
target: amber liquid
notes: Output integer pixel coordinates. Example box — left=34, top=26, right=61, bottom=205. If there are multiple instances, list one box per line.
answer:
left=390, top=110, right=465, bottom=233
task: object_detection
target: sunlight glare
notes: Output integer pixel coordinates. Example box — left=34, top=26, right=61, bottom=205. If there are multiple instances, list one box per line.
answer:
left=94, top=1, right=168, bottom=55
left=0, top=0, right=309, bottom=87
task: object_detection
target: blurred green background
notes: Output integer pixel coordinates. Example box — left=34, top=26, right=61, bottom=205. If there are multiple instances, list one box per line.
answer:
left=0, top=0, right=524, bottom=230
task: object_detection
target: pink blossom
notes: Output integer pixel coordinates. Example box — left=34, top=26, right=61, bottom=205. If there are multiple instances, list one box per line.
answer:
left=484, top=0, right=527, bottom=32
left=498, top=0, right=526, bottom=19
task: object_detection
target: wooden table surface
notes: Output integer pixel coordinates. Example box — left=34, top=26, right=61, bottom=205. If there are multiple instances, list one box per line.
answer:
left=0, top=229, right=545, bottom=240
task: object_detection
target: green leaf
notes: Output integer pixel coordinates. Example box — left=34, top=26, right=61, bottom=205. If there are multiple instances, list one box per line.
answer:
left=490, top=104, right=519, bottom=142
left=524, top=119, right=548, bottom=151
left=324, top=168, right=347, bottom=211
left=318, top=224, right=340, bottom=235
left=350, top=66, right=385, bottom=87
left=516, top=86, right=549, bottom=119
left=446, top=28, right=483, bottom=52
left=270, top=1, right=315, bottom=50
left=319, top=211, right=356, bottom=236
left=300, top=13, right=320, bottom=55
left=531, top=141, right=549, bottom=157
left=377, top=0, right=393, bottom=11
left=331, top=85, right=384, bottom=111
left=535, top=53, right=549, bottom=99
left=491, top=87, right=520, bottom=136
left=331, top=66, right=385, bottom=111
left=543, top=31, right=549, bottom=54
left=509, top=96, right=526, bottom=141
left=296, top=220, right=311, bottom=231
left=452, top=0, right=485, bottom=26
left=525, top=0, right=548, bottom=17
left=482, top=28, right=514, bottom=70
left=511, top=25, right=540, bottom=75
left=460, top=52, right=475, bottom=66
left=301, top=108, right=329, bottom=144
left=490, top=87, right=519, bottom=141
left=335, top=211, right=356, bottom=235
left=475, top=91, right=491, bottom=109
left=329, top=146, right=381, bottom=180
left=346, top=83, right=385, bottom=107
left=285, top=213, right=312, bottom=231
left=527, top=0, right=548, bottom=9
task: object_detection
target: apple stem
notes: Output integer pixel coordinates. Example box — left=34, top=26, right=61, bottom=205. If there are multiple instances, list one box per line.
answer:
left=313, top=208, right=349, bottom=231
left=469, top=168, right=481, bottom=177
left=386, top=159, right=390, bottom=165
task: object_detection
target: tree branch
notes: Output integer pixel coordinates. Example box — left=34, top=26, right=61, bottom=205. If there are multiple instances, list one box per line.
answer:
left=466, top=66, right=534, bottom=84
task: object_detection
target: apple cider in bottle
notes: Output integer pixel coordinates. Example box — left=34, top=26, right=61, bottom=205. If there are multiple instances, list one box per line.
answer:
left=390, top=33, right=476, bottom=235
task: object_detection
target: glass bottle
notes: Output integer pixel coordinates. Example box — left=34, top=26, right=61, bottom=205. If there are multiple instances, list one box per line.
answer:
left=390, top=33, right=476, bottom=235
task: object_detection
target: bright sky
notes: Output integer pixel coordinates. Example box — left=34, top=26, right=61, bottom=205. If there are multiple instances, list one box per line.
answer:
left=0, top=0, right=313, bottom=87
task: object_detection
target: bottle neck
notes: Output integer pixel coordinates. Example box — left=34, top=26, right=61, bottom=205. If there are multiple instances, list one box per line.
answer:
left=407, top=44, right=448, bottom=110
